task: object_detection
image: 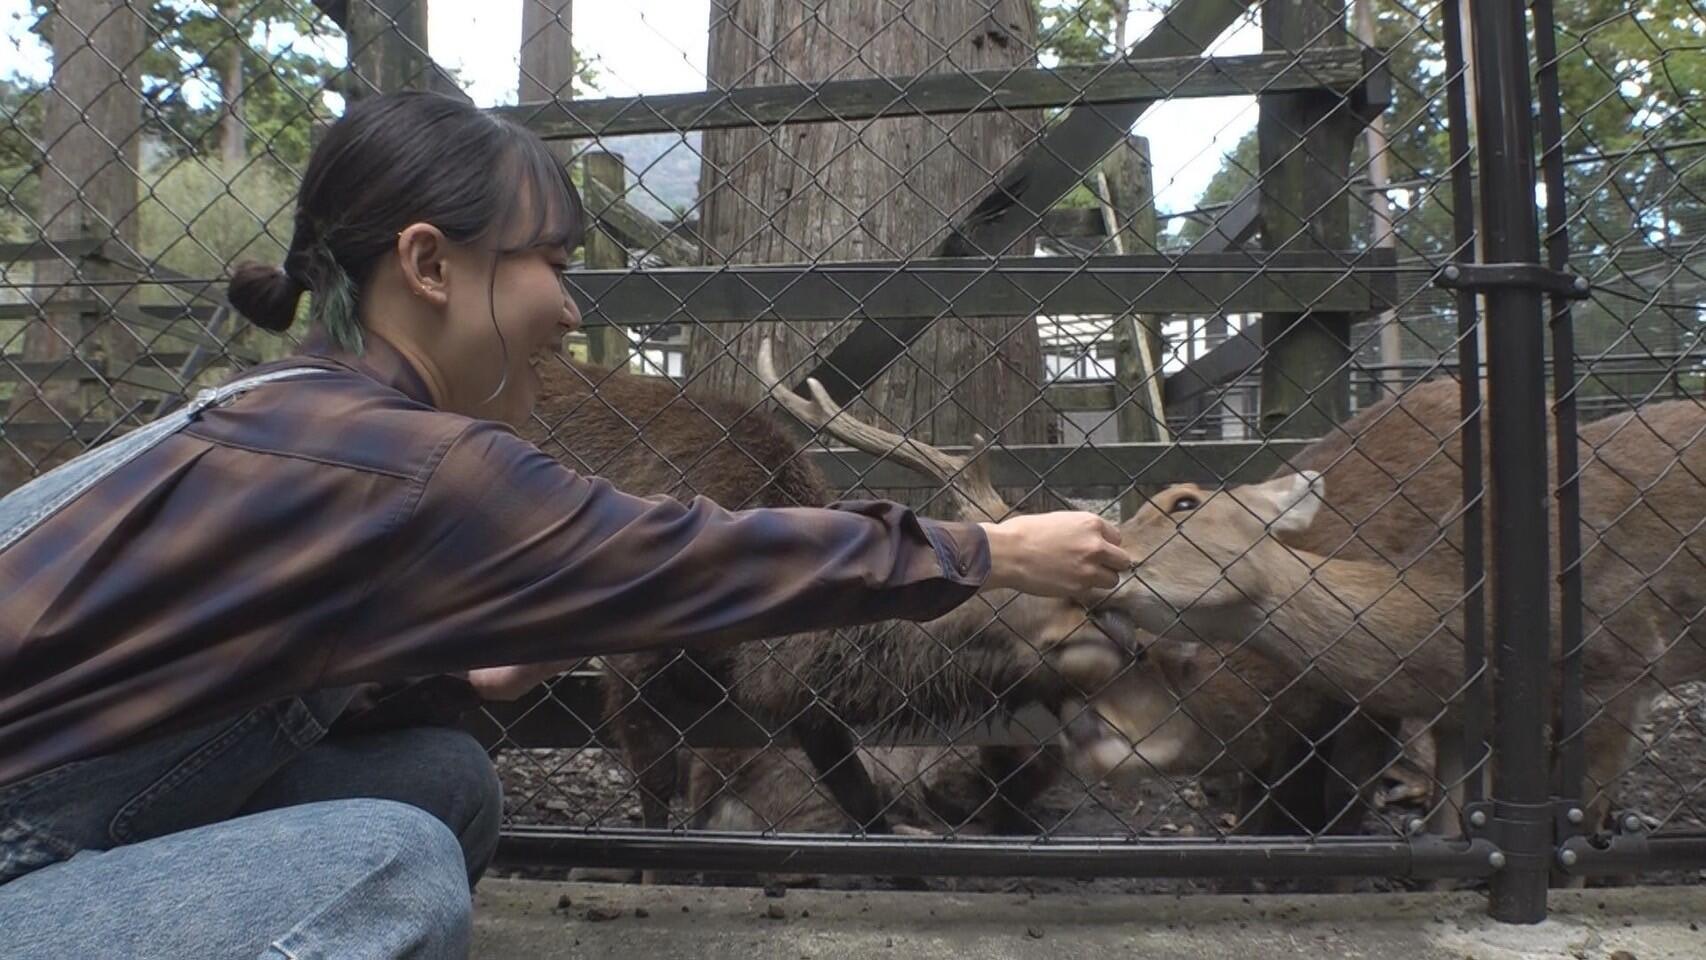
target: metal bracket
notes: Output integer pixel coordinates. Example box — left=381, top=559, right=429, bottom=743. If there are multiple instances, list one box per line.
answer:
left=1556, top=808, right=1654, bottom=875
left=1462, top=800, right=1495, bottom=840
left=1552, top=798, right=1591, bottom=840
left=1435, top=262, right=1592, bottom=300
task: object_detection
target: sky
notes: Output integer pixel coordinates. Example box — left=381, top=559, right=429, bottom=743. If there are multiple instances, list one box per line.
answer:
left=2, top=0, right=1261, bottom=216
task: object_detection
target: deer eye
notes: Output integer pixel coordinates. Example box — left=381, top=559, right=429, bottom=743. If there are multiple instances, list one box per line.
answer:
left=1169, top=496, right=1199, bottom=514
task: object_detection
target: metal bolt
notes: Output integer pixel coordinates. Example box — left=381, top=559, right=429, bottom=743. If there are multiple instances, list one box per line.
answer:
left=1559, top=848, right=1579, bottom=868
left=1407, top=817, right=1426, bottom=836
left=1469, top=810, right=1488, bottom=829
left=1623, top=814, right=1642, bottom=832
left=1488, top=851, right=1506, bottom=870
left=1566, top=808, right=1585, bottom=825
left=1442, top=265, right=1462, bottom=282
left=1572, top=275, right=1590, bottom=293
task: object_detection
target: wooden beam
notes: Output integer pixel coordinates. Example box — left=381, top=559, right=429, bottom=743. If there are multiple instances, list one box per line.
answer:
left=567, top=250, right=1397, bottom=326
left=1044, top=380, right=1118, bottom=413
left=495, top=48, right=1374, bottom=139
left=1257, top=0, right=1362, bottom=438
left=579, top=175, right=701, bottom=267
left=1039, top=207, right=1106, bottom=239
left=1162, top=326, right=1263, bottom=406
left=0, top=357, right=187, bottom=395
left=0, top=302, right=221, bottom=321
left=582, top=152, right=632, bottom=368
left=0, top=238, right=108, bottom=263
left=1101, top=136, right=1168, bottom=446
left=805, top=438, right=1313, bottom=489
left=1154, top=188, right=1264, bottom=410
left=1188, top=188, right=1261, bottom=253
left=795, top=0, right=1258, bottom=406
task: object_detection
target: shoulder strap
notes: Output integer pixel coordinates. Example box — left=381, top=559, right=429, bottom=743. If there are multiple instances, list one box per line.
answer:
left=0, top=365, right=329, bottom=554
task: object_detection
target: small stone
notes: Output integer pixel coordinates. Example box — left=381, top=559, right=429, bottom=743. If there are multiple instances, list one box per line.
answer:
left=1026, top=926, right=1044, bottom=939
left=765, top=883, right=787, bottom=898
left=1610, top=952, right=1638, bottom=960
left=584, top=906, right=622, bottom=922
left=682, top=905, right=691, bottom=913
left=885, top=937, right=895, bottom=948
left=634, top=907, right=649, bottom=919
left=801, top=910, right=810, bottom=918
left=766, top=903, right=786, bottom=920
left=556, top=894, right=572, bottom=910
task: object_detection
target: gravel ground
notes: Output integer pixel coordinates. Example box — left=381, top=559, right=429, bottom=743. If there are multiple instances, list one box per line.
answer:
left=486, top=681, right=1706, bottom=896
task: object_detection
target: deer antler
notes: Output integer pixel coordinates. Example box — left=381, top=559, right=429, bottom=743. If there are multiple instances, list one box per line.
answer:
left=756, top=337, right=1010, bottom=523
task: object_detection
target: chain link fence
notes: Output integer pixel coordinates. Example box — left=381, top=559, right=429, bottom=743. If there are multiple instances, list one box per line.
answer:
left=3, top=0, right=1702, bottom=914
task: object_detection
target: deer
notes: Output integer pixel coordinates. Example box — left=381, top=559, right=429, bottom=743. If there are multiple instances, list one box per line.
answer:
left=1103, top=376, right=1706, bottom=840
left=751, top=341, right=1410, bottom=855
left=517, top=350, right=1140, bottom=883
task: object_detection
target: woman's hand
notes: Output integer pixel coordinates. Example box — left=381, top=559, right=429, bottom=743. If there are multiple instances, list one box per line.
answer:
left=978, top=511, right=1131, bottom=602
left=465, top=658, right=584, bottom=701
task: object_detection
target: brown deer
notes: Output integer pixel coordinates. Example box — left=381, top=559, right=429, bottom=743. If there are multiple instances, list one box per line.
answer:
left=754, top=343, right=1407, bottom=849
left=1105, top=376, right=1706, bottom=834
left=519, top=353, right=1135, bottom=863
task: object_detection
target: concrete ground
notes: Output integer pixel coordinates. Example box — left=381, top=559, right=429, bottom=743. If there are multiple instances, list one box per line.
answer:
left=472, top=879, right=1705, bottom=960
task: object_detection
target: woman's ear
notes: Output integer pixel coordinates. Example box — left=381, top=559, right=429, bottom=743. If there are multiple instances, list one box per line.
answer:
left=396, top=223, right=451, bottom=307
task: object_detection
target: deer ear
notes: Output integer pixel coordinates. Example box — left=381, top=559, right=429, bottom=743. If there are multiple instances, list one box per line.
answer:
left=1239, top=471, right=1323, bottom=534
left=1266, top=470, right=1324, bottom=535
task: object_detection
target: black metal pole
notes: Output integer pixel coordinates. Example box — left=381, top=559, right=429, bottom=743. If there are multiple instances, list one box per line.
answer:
left=1530, top=0, right=1586, bottom=820
left=1441, top=0, right=1487, bottom=810
left=1466, top=0, right=1555, bottom=925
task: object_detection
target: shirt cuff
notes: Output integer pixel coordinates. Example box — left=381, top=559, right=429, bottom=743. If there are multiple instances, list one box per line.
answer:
left=920, top=517, right=992, bottom=588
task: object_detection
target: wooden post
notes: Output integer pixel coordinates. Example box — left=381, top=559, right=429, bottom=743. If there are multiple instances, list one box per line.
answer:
left=346, top=0, right=460, bottom=98
left=3, top=0, right=144, bottom=488
left=1099, top=135, right=1169, bottom=517
left=583, top=151, right=631, bottom=370
left=519, top=0, right=574, bottom=103
left=1257, top=0, right=1358, bottom=439
left=1354, top=0, right=1401, bottom=397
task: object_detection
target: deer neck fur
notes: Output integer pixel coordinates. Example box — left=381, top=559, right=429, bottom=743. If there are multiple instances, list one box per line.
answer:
left=1182, top=542, right=1470, bottom=724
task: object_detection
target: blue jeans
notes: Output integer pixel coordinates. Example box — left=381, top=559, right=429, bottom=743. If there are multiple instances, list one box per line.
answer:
left=0, top=687, right=501, bottom=959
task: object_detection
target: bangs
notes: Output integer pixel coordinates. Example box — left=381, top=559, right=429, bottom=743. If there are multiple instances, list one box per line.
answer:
left=490, top=128, right=586, bottom=255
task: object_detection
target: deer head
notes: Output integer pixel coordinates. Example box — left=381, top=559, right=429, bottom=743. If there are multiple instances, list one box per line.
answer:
left=757, top=339, right=1224, bottom=778
left=1112, top=473, right=1327, bottom=634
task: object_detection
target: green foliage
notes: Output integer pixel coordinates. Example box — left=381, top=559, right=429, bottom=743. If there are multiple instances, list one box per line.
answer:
left=137, top=154, right=296, bottom=283
left=0, top=75, right=45, bottom=243
left=139, top=1, right=341, bottom=170
left=135, top=154, right=302, bottom=362
left=1035, top=0, right=1126, bottom=65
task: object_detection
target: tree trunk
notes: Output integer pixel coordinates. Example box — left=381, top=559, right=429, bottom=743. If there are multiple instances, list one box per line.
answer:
left=519, top=0, right=574, bottom=102
left=686, top=0, right=1050, bottom=480
left=3, top=0, right=144, bottom=490
left=221, top=1, right=246, bottom=167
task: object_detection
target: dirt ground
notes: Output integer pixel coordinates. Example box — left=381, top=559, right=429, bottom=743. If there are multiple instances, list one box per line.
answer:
left=485, top=681, right=1706, bottom=897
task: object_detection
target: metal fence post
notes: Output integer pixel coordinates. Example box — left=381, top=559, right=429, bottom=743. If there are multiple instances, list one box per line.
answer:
left=1466, top=0, right=1555, bottom=925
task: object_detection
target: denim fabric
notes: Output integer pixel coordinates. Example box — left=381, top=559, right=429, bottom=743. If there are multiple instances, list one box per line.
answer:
left=0, top=798, right=472, bottom=959
left=0, top=691, right=501, bottom=958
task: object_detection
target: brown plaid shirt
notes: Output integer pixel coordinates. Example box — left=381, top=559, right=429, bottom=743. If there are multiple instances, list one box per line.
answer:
left=0, top=335, right=990, bottom=789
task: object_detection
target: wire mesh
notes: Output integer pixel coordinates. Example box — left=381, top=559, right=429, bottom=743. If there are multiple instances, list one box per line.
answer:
left=2, top=0, right=1702, bottom=897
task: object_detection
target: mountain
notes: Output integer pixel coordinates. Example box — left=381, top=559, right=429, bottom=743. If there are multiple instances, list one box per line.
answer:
left=597, top=130, right=703, bottom=221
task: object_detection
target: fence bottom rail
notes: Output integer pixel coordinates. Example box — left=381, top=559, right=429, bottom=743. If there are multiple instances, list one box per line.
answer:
left=494, top=828, right=1502, bottom=881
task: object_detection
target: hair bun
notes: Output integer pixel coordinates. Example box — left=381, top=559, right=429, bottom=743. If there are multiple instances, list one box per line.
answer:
left=227, top=261, right=305, bottom=333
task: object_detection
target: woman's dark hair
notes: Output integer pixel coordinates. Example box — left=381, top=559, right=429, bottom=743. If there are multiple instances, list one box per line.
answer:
left=228, top=91, right=584, bottom=352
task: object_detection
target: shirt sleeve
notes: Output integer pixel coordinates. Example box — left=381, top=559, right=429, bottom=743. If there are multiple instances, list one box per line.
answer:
left=320, top=421, right=992, bottom=684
